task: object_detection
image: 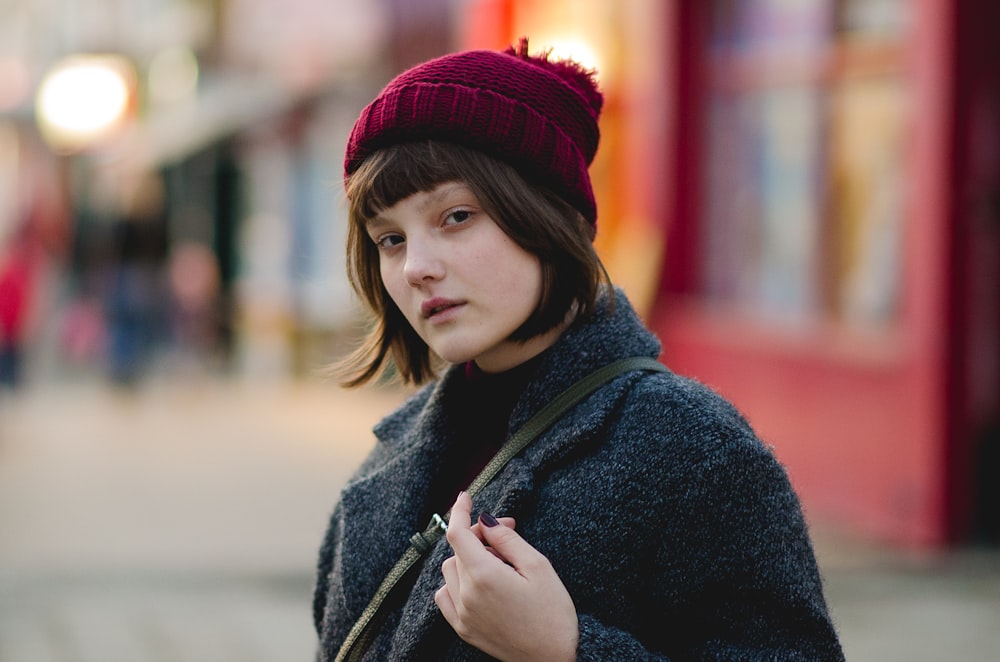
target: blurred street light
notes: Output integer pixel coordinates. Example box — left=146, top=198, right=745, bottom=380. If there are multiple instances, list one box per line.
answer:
left=35, top=54, right=135, bottom=154
left=547, top=38, right=603, bottom=80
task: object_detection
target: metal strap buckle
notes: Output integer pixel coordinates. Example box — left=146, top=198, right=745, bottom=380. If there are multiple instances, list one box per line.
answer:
left=431, top=512, right=448, bottom=533
left=410, top=513, right=449, bottom=554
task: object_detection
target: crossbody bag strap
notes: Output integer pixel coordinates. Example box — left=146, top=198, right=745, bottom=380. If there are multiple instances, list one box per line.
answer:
left=335, top=356, right=667, bottom=662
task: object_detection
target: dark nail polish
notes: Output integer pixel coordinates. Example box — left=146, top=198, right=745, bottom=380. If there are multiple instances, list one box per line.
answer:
left=479, top=512, right=499, bottom=528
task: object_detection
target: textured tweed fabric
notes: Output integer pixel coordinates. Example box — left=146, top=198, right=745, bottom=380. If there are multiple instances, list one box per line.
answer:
left=313, top=290, right=844, bottom=660
left=344, top=41, right=603, bottom=225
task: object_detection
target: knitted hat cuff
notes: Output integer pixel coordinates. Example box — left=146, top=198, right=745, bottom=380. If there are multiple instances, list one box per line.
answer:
left=346, top=82, right=597, bottom=222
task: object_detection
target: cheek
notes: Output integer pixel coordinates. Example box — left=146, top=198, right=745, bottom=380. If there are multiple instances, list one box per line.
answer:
left=492, top=252, right=543, bottom=306
left=379, top=261, right=407, bottom=309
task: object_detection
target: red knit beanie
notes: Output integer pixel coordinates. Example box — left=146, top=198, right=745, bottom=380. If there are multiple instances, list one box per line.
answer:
left=344, top=38, right=603, bottom=225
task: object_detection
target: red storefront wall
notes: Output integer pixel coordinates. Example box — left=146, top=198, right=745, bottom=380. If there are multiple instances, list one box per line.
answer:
left=653, top=0, right=1000, bottom=547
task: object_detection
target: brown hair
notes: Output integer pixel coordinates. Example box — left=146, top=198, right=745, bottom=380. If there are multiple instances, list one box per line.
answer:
left=337, top=141, right=611, bottom=387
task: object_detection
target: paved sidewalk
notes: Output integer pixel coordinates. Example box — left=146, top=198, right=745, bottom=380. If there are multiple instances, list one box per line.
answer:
left=1, top=376, right=998, bottom=661
left=0, top=375, right=398, bottom=662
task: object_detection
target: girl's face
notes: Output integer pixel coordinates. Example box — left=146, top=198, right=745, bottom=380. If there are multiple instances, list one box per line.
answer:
left=367, top=181, right=563, bottom=372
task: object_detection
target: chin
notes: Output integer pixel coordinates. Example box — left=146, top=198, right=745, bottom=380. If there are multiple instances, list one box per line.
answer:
left=431, top=346, right=480, bottom=366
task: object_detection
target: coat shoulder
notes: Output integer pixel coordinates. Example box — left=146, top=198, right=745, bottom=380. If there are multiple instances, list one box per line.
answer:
left=621, top=370, right=756, bottom=443
left=603, top=368, right=783, bottom=482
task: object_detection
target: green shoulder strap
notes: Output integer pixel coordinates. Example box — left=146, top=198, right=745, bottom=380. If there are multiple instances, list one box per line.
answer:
left=335, top=356, right=667, bottom=662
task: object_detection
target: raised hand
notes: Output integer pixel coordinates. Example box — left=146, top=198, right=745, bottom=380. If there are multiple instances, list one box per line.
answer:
left=435, top=491, right=578, bottom=661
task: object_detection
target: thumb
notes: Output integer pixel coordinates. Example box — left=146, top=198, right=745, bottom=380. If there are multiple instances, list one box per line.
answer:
left=477, top=512, right=544, bottom=572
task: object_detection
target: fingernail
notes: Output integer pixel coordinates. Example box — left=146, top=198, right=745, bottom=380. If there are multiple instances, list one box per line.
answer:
left=479, top=512, right=499, bottom=528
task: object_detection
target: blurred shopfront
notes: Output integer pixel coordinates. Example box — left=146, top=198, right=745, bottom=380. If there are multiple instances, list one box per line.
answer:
left=466, top=0, right=1000, bottom=548
left=0, top=0, right=389, bottom=382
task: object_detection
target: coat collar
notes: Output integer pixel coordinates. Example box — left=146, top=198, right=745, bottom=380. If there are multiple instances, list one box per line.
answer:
left=508, top=288, right=661, bottom=434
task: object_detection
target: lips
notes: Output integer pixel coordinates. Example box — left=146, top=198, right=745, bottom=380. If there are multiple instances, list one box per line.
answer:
left=421, top=297, right=463, bottom=319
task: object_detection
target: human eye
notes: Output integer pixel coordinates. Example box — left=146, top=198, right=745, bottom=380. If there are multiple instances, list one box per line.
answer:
left=443, top=209, right=474, bottom=227
left=373, top=233, right=404, bottom=250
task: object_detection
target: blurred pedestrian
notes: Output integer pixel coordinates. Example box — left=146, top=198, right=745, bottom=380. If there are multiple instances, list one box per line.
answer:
left=166, top=241, right=222, bottom=368
left=314, top=39, right=844, bottom=661
left=104, top=171, right=168, bottom=386
left=0, top=225, right=38, bottom=389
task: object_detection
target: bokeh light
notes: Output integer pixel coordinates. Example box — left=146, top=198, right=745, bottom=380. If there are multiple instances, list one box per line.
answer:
left=35, top=55, right=134, bottom=153
left=546, top=38, right=603, bottom=79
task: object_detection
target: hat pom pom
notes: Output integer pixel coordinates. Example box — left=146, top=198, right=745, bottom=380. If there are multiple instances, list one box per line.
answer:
left=505, top=37, right=603, bottom=118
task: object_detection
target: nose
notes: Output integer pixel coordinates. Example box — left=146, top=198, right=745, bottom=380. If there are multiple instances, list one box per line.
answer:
left=402, top=239, right=444, bottom=286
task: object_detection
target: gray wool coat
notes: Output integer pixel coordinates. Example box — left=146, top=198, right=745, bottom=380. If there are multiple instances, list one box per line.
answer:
left=313, top=290, right=844, bottom=661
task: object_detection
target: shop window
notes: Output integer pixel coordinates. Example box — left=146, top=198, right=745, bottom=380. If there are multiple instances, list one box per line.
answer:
left=700, top=0, right=909, bottom=328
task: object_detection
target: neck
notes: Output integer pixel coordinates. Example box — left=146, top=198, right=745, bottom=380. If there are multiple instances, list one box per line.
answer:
left=474, top=306, right=577, bottom=374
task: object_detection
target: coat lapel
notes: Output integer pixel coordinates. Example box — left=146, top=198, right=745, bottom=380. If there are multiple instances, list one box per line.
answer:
left=335, top=377, right=459, bottom=617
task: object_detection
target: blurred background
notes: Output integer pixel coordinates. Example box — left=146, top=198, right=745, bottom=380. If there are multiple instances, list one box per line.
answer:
left=0, top=0, right=998, bottom=660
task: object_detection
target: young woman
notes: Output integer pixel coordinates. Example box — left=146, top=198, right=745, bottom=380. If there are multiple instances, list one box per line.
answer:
left=313, top=40, right=844, bottom=661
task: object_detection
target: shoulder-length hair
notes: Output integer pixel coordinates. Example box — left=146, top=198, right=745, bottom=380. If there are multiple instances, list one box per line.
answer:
left=337, top=140, right=611, bottom=387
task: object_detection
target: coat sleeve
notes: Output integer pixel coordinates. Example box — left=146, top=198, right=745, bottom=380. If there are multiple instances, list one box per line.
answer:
left=573, top=432, right=845, bottom=661
left=312, top=500, right=345, bottom=636
left=312, top=435, right=395, bottom=636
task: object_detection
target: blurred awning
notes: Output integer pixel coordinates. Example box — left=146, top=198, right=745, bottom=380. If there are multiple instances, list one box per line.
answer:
left=137, top=72, right=303, bottom=167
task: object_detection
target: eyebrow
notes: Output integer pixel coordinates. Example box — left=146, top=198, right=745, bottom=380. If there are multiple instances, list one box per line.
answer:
left=365, top=182, right=471, bottom=231
left=416, top=182, right=469, bottom=212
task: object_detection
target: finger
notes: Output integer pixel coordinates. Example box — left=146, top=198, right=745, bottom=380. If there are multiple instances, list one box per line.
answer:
left=438, top=557, right=464, bottom=624
left=434, top=584, right=457, bottom=622
left=469, top=516, right=516, bottom=542
left=447, top=491, right=472, bottom=531
left=476, top=512, right=546, bottom=573
left=445, top=492, right=496, bottom=562
left=440, top=556, right=460, bottom=595
left=470, top=517, right=517, bottom=562
left=483, top=546, right=510, bottom=563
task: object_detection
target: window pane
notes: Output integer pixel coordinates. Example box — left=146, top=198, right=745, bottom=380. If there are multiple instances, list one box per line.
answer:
left=702, top=0, right=830, bottom=318
left=699, top=0, right=907, bottom=327
left=827, top=76, right=906, bottom=325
